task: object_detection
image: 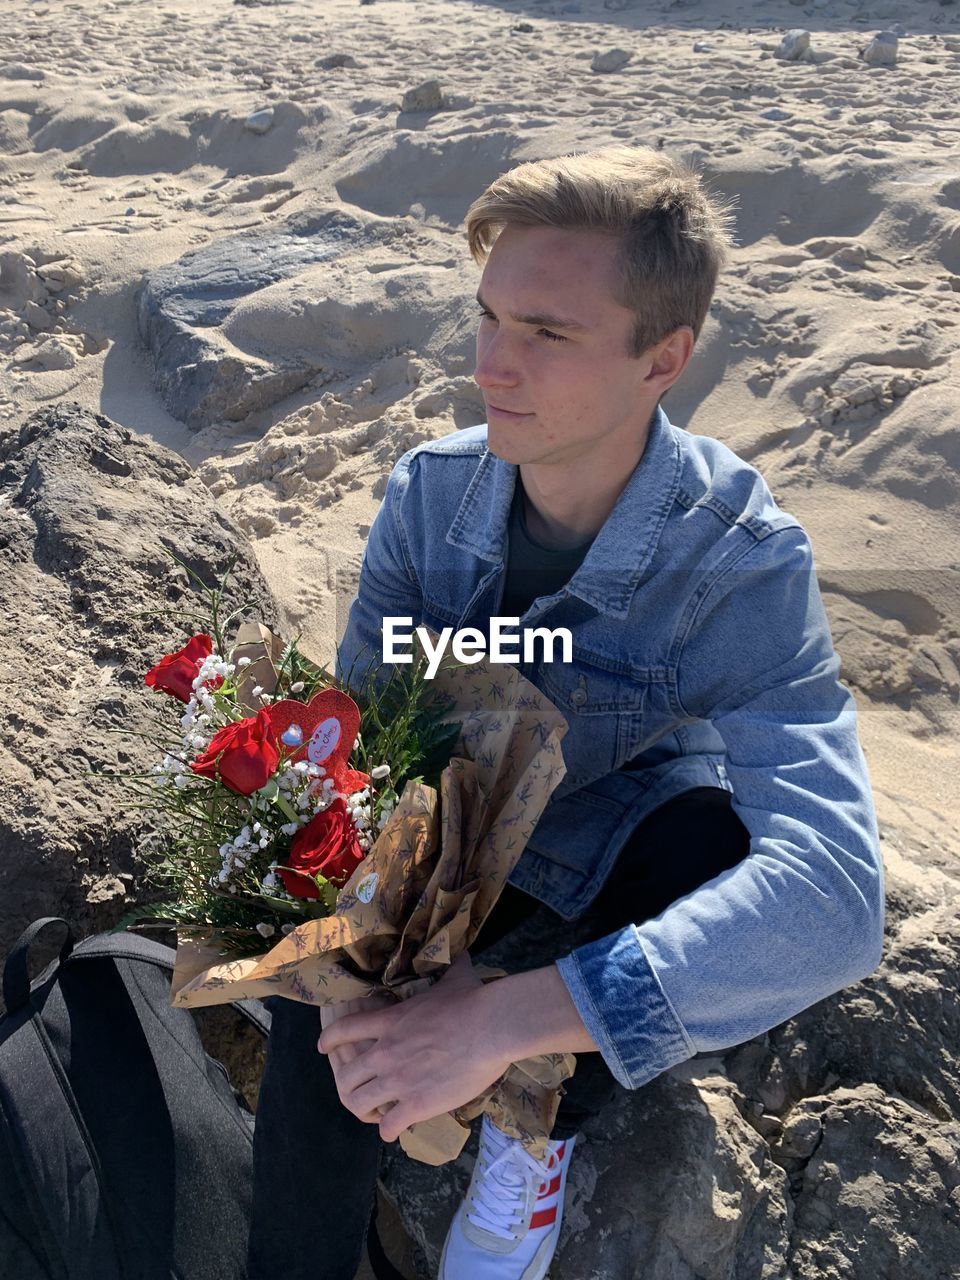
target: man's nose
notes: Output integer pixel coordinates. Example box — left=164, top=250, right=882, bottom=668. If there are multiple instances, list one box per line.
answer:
left=474, top=329, right=519, bottom=389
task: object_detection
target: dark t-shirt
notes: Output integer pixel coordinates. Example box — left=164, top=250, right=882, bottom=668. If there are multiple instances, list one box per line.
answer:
left=500, top=480, right=595, bottom=619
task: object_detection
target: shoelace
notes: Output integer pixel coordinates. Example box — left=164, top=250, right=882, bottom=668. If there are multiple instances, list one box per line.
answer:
left=466, top=1139, right=556, bottom=1241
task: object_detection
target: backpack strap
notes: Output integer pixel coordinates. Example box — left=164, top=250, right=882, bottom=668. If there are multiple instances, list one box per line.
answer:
left=3, top=919, right=272, bottom=1037
left=2, top=918, right=75, bottom=1016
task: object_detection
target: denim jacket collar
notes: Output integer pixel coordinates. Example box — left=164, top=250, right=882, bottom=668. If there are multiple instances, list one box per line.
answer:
left=445, top=406, right=681, bottom=618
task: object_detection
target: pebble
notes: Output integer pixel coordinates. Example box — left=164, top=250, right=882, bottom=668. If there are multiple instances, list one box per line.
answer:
left=591, top=47, right=632, bottom=73
left=761, top=107, right=793, bottom=120
left=862, top=31, right=898, bottom=66
left=22, top=300, right=52, bottom=331
left=776, top=29, right=811, bottom=61
left=401, top=80, right=443, bottom=112
left=693, top=40, right=712, bottom=52
left=244, top=107, right=275, bottom=134
left=513, top=21, right=535, bottom=32
left=317, top=53, right=358, bottom=69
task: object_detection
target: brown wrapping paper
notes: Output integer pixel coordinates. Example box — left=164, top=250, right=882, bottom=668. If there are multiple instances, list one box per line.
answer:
left=170, top=632, right=575, bottom=1162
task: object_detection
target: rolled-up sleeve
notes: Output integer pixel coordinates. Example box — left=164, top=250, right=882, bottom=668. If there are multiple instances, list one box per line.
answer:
left=556, top=527, right=885, bottom=1090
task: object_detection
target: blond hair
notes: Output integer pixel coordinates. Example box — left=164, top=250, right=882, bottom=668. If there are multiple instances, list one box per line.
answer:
left=465, top=146, right=735, bottom=356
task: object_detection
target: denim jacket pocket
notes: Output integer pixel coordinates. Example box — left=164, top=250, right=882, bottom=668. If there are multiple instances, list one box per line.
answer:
left=538, top=659, right=646, bottom=787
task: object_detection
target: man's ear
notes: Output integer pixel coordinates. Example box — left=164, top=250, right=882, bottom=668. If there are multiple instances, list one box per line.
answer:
left=644, top=326, right=695, bottom=395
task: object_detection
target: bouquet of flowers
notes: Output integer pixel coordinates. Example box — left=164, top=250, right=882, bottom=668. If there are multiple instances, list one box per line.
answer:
left=120, top=611, right=458, bottom=956
left=117, top=561, right=573, bottom=1163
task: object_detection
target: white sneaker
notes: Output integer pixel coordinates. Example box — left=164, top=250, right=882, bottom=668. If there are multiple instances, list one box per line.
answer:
left=438, top=1115, right=575, bottom=1279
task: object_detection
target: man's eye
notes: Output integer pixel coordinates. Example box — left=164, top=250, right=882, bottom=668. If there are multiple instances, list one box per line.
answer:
left=539, top=328, right=566, bottom=343
left=477, top=307, right=496, bottom=321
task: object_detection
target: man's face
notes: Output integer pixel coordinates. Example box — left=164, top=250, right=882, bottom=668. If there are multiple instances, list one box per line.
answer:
left=473, top=224, right=659, bottom=469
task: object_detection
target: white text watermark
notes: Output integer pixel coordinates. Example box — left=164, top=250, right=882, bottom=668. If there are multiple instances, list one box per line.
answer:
left=383, top=617, right=573, bottom=678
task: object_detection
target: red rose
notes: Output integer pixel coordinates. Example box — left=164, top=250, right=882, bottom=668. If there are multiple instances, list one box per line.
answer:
left=145, top=633, right=223, bottom=703
left=190, top=708, right=279, bottom=796
left=277, top=799, right=365, bottom=899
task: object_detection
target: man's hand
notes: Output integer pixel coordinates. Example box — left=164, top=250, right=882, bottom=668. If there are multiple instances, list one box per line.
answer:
left=317, top=954, right=512, bottom=1142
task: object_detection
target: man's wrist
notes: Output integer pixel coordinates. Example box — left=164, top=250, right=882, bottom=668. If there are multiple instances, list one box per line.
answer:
left=479, top=963, right=600, bottom=1062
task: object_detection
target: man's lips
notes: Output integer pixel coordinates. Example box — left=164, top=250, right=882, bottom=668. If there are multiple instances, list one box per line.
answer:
left=487, top=404, right=532, bottom=418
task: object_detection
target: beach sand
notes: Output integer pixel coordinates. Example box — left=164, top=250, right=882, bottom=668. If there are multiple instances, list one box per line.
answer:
left=3, top=3, right=959, bottom=1265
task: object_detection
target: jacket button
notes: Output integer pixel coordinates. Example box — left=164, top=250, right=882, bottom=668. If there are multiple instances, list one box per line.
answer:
left=570, top=687, right=587, bottom=707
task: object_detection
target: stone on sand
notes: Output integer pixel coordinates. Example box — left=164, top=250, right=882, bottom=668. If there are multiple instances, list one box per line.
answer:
left=862, top=32, right=898, bottom=67
left=400, top=80, right=443, bottom=113
left=244, top=107, right=275, bottom=134
left=591, top=47, right=632, bottom=73
left=776, top=30, right=812, bottom=62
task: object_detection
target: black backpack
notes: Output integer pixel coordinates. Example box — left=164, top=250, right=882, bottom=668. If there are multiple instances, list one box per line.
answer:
left=0, top=917, right=271, bottom=1280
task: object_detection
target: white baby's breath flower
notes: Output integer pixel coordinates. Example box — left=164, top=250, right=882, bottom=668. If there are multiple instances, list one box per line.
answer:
left=255, top=922, right=275, bottom=939
left=290, top=681, right=305, bottom=693
left=281, top=922, right=296, bottom=935
left=251, top=685, right=264, bottom=698
left=371, top=764, right=391, bottom=780
left=261, top=872, right=277, bottom=890
left=281, top=822, right=299, bottom=836
left=173, top=774, right=189, bottom=789
left=294, top=761, right=309, bottom=774
left=237, top=656, right=252, bottom=668
left=259, top=837, right=270, bottom=849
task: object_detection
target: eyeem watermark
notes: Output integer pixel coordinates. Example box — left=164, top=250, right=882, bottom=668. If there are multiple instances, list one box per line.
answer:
left=383, top=617, right=573, bottom=678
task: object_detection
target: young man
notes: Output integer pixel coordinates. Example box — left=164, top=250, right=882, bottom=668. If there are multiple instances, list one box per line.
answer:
left=247, top=147, right=884, bottom=1280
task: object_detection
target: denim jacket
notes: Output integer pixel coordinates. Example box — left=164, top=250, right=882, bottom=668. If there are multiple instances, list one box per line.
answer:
left=337, top=407, right=885, bottom=1091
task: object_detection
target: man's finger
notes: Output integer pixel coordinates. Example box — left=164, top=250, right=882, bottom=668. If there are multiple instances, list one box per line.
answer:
left=379, top=1099, right=417, bottom=1144
left=318, top=1010, right=388, bottom=1054
left=343, top=1076, right=400, bottom=1121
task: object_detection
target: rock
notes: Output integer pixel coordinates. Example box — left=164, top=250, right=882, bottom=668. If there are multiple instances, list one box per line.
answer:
left=692, top=41, right=713, bottom=52
left=36, top=260, right=84, bottom=292
left=591, top=47, right=632, bottom=73
left=0, top=403, right=282, bottom=1008
left=14, top=336, right=77, bottom=370
left=22, top=300, right=53, bottom=331
left=862, top=31, right=898, bottom=67
left=244, top=107, right=275, bottom=134
left=400, top=80, right=443, bottom=113
left=136, top=209, right=373, bottom=428
left=761, top=107, right=793, bottom=120
left=776, top=29, right=812, bottom=61
left=512, top=21, right=535, bottom=32
left=316, top=52, right=358, bottom=69
left=0, top=250, right=47, bottom=310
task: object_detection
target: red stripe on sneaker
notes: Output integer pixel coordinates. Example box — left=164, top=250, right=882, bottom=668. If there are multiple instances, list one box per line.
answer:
left=538, top=1174, right=561, bottom=1199
left=529, top=1207, right=557, bottom=1231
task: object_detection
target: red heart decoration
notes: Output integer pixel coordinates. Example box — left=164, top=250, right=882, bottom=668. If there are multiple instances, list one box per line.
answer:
left=266, top=689, right=366, bottom=795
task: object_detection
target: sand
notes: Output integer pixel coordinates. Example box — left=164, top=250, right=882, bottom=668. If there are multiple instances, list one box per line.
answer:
left=3, top=0, right=959, bottom=886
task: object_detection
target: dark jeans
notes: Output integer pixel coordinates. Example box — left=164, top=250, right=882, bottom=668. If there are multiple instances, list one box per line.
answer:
left=246, top=787, right=750, bottom=1280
